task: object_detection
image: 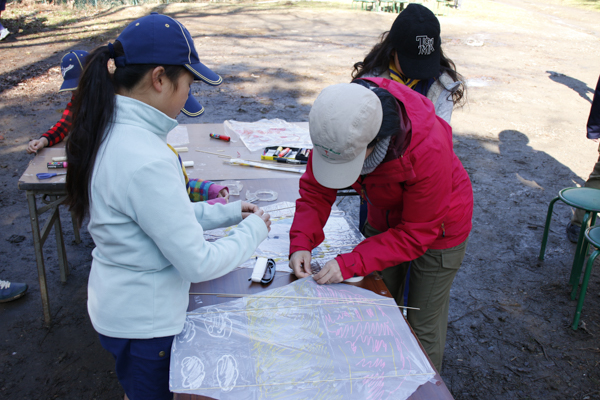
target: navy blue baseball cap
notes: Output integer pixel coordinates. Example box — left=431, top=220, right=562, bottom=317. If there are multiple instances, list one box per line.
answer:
left=113, top=13, right=222, bottom=117
left=59, top=50, right=88, bottom=92
left=181, top=89, right=204, bottom=117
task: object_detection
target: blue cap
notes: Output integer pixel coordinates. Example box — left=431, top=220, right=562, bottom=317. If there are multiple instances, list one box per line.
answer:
left=59, top=50, right=88, bottom=92
left=114, top=13, right=222, bottom=117
left=181, top=89, right=204, bottom=117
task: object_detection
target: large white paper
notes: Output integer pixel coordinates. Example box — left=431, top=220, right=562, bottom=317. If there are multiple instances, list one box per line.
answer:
left=223, top=119, right=312, bottom=152
left=170, top=278, right=436, bottom=399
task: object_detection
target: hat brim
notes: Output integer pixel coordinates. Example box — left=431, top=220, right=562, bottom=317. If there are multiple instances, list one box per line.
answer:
left=396, top=49, right=441, bottom=80
left=181, top=90, right=205, bottom=118
left=185, top=62, right=222, bottom=86
left=58, top=78, right=79, bottom=92
left=311, top=147, right=366, bottom=190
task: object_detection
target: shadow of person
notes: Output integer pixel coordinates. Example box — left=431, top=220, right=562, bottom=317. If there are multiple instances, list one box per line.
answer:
left=453, top=129, right=585, bottom=264
left=546, top=71, right=594, bottom=103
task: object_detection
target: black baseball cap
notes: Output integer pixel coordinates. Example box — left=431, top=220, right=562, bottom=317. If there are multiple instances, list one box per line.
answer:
left=388, top=4, right=441, bottom=80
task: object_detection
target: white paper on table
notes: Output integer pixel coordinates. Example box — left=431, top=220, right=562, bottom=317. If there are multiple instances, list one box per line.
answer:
left=167, top=126, right=190, bottom=147
left=223, top=119, right=312, bottom=152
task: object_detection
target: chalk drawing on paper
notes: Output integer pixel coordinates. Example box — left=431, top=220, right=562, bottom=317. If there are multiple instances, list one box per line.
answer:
left=216, top=355, right=239, bottom=392
left=169, top=278, right=436, bottom=400
left=179, top=320, right=196, bottom=343
left=181, top=356, right=206, bottom=389
left=202, top=309, right=233, bottom=338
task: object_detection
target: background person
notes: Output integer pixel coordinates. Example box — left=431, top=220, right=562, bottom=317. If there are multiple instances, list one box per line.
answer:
left=289, top=81, right=473, bottom=372
left=0, top=279, right=27, bottom=302
left=352, top=3, right=465, bottom=124
left=0, top=0, right=9, bottom=41
left=27, top=51, right=89, bottom=154
left=567, top=75, right=600, bottom=241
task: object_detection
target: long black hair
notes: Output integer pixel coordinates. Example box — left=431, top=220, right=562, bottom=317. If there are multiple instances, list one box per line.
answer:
left=66, top=41, right=187, bottom=227
left=351, top=31, right=466, bottom=106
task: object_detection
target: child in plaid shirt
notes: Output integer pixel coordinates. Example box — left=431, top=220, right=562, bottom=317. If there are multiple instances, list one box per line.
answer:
left=28, top=51, right=229, bottom=204
left=27, top=51, right=87, bottom=154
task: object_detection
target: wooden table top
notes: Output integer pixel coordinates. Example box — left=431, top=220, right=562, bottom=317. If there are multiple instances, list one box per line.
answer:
left=17, top=122, right=310, bottom=191
left=18, top=143, right=68, bottom=191
left=180, top=122, right=309, bottom=181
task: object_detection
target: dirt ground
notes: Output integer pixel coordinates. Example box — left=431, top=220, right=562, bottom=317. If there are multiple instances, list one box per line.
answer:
left=1, top=0, right=600, bottom=399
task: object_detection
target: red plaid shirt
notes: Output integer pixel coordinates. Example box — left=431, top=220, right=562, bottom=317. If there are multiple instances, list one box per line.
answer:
left=41, top=94, right=74, bottom=146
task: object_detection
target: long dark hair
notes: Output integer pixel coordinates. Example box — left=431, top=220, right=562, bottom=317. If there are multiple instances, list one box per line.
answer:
left=66, top=41, right=187, bottom=227
left=351, top=31, right=466, bottom=106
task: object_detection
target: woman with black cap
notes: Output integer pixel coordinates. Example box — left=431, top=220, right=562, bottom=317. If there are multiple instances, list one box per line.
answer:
left=352, top=3, right=465, bottom=124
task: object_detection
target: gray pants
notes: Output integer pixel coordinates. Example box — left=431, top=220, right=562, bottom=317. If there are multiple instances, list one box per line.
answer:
left=571, top=144, right=600, bottom=226
left=364, top=222, right=468, bottom=372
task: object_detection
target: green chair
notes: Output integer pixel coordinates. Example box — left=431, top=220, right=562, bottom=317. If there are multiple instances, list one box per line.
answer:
left=572, top=226, right=600, bottom=329
left=435, top=0, right=452, bottom=15
left=356, top=0, right=377, bottom=11
left=394, top=0, right=408, bottom=12
left=379, top=0, right=396, bottom=12
left=539, top=187, right=600, bottom=326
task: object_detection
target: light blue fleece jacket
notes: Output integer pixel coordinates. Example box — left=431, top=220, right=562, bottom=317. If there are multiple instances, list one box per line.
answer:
left=87, top=95, right=268, bottom=339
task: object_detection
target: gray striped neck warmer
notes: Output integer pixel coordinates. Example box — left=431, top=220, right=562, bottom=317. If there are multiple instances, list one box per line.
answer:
left=360, top=136, right=391, bottom=175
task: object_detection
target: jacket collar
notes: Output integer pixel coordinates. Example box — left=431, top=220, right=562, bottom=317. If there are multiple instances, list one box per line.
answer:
left=113, top=95, right=179, bottom=142
left=360, top=77, right=437, bottom=151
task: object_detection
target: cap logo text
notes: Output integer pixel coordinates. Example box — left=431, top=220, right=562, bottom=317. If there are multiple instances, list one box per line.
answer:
left=61, top=64, right=74, bottom=78
left=416, top=35, right=435, bottom=55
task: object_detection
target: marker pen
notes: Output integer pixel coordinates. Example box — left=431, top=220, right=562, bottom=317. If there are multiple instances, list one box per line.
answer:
left=209, top=133, right=231, bottom=142
left=47, top=162, right=67, bottom=169
left=278, top=147, right=291, bottom=158
left=274, top=157, right=307, bottom=164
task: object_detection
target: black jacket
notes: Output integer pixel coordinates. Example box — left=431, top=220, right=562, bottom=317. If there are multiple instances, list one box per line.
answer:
left=587, top=75, right=600, bottom=139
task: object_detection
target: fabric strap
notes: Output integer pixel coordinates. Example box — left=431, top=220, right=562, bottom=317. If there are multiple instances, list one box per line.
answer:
left=388, top=61, right=436, bottom=97
left=167, top=144, right=190, bottom=194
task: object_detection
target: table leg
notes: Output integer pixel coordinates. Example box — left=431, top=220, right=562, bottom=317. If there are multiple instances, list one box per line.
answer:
left=53, top=196, right=70, bottom=283
left=26, top=191, right=52, bottom=326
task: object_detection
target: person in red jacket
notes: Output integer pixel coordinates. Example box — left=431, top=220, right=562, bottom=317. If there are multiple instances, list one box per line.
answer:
left=289, top=80, right=473, bottom=371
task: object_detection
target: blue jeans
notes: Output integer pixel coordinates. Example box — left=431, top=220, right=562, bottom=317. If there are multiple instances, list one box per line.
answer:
left=98, top=334, right=175, bottom=400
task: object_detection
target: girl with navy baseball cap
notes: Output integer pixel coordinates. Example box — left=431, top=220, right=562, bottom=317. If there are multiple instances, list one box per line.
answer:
left=65, top=13, right=271, bottom=400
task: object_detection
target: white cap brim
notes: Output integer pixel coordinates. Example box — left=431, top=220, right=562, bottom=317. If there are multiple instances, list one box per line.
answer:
left=311, top=147, right=367, bottom=189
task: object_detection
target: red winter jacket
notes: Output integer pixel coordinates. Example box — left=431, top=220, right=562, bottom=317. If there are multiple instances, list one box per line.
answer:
left=289, top=78, right=473, bottom=280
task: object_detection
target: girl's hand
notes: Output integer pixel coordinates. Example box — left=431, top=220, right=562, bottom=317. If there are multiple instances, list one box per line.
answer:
left=241, top=201, right=259, bottom=218
left=313, top=259, right=343, bottom=285
left=289, top=251, right=312, bottom=278
left=241, top=202, right=271, bottom=231
left=27, top=138, right=49, bottom=154
left=217, top=188, right=230, bottom=201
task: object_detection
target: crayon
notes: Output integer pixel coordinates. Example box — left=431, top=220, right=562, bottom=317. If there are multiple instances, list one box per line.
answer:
left=209, top=133, right=231, bottom=142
